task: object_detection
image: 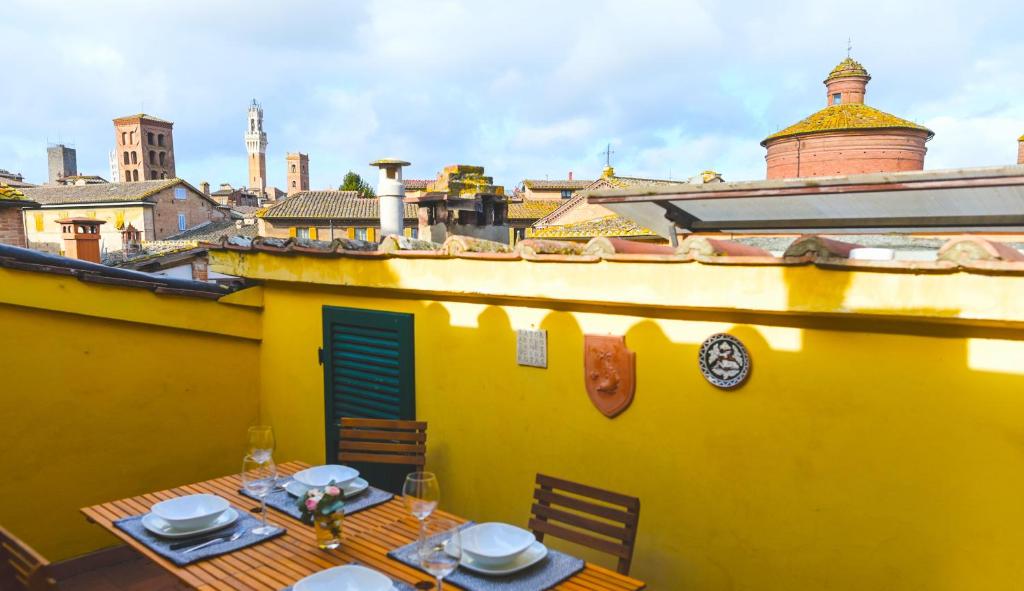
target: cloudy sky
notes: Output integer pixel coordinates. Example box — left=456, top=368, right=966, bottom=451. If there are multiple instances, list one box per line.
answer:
left=2, top=0, right=1023, bottom=190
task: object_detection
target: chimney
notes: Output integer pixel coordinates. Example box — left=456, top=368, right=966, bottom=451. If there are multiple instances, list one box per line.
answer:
left=120, top=222, right=142, bottom=255
left=370, top=158, right=410, bottom=240
left=200, top=181, right=210, bottom=195
left=191, top=255, right=209, bottom=282
left=568, top=170, right=573, bottom=181
left=57, top=217, right=105, bottom=263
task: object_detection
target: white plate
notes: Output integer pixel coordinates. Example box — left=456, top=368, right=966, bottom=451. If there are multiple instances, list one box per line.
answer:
left=141, top=507, right=239, bottom=538
left=286, top=477, right=369, bottom=499
left=460, top=522, right=536, bottom=568
left=292, top=465, right=360, bottom=489
left=293, top=564, right=394, bottom=591
left=446, top=539, right=548, bottom=576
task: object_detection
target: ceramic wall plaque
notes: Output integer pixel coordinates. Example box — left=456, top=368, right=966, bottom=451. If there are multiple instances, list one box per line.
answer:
left=698, top=333, right=751, bottom=389
left=584, top=335, right=635, bottom=418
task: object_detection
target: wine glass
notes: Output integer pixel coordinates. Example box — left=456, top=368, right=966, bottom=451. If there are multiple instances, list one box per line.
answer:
left=403, top=472, right=440, bottom=540
left=241, top=455, right=278, bottom=536
left=418, top=519, right=460, bottom=590
left=247, top=425, right=275, bottom=463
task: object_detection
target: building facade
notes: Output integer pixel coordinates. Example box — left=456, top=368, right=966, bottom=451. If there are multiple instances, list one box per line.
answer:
left=246, top=100, right=268, bottom=196
left=257, top=190, right=417, bottom=241
left=113, top=114, right=176, bottom=182
left=21, top=179, right=226, bottom=254
left=286, top=153, right=309, bottom=196
left=761, top=58, right=933, bottom=179
left=519, top=176, right=593, bottom=200
left=46, top=144, right=77, bottom=184
left=0, top=185, right=37, bottom=247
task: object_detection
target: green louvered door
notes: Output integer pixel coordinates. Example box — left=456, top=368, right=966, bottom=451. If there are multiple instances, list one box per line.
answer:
left=322, top=306, right=416, bottom=493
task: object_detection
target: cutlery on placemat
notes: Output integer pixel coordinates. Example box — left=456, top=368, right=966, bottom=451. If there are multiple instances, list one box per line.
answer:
left=180, top=532, right=243, bottom=554
left=168, top=530, right=238, bottom=551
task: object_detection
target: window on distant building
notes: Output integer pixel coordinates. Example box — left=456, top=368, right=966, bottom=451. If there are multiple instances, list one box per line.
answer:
left=132, top=170, right=138, bottom=181
left=178, top=213, right=187, bottom=231
left=832, top=93, right=842, bottom=105
left=150, top=171, right=157, bottom=180
left=159, top=152, right=165, bottom=165
left=561, top=189, right=573, bottom=199
left=290, top=164, right=296, bottom=173
left=291, top=180, right=296, bottom=188
left=130, top=152, right=137, bottom=164
left=161, top=172, right=167, bottom=179
left=296, top=227, right=310, bottom=239
left=122, top=151, right=130, bottom=165
left=149, top=150, right=156, bottom=164
left=158, top=134, right=165, bottom=147
left=355, top=227, right=368, bottom=240
left=130, top=131, right=135, bottom=144
left=121, top=132, right=127, bottom=144
left=147, top=132, right=154, bottom=145
left=174, top=187, right=186, bottom=200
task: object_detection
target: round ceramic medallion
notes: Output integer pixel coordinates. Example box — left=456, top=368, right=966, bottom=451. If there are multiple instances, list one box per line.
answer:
left=698, top=334, right=751, bottom=389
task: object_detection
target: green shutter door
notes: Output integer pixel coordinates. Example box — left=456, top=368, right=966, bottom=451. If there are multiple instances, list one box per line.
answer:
left=322, top=306, right=415, bottom=492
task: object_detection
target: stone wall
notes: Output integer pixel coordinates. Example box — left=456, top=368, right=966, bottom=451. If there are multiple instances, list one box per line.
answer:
left=0, top=207, right=28, bottom=247
left=151, top=185, right=227, bottom=238
left=765, top=129, right=929, bottom=179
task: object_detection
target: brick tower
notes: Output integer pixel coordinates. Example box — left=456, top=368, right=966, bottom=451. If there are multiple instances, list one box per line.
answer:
left=761, top=57, right=933, bottom=179
left=245, top=100, right=268, bottom=197
left=286, top=153, right=309, bottom=196
left=113, top=114, right=176, bottom=182
left=1018, top=133, right=1023, bottom=165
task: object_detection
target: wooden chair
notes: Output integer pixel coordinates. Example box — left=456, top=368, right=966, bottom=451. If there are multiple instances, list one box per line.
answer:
left=338, top=417, right=427, bottom=468
left=528, top=474, right=641, bottom=575
left=0, top=526, right=57, bottom=590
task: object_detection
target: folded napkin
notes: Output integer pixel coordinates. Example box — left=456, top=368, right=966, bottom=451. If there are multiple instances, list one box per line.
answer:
left=114, top=509, right=285, bottom=566
left=280, top=562, right=418, bottom=591
left=240, top=482, right=393, bottom=522
left=387, top=522, right=585, bottom=591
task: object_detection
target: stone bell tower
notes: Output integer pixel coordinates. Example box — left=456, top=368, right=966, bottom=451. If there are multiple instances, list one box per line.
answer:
left=245, top=100, right=268, bottom=197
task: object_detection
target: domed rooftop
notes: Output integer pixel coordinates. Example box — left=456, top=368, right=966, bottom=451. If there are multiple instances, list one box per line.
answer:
left=825, top=57, right=871, bottom=82
left=762, top=103, right=933, bottom=145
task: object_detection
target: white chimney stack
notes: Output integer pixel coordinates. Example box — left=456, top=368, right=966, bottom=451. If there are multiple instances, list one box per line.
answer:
left=370, top=158, right=410, bottom=240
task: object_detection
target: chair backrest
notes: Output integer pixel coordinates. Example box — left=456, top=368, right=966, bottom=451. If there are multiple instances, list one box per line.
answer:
left=338, top=417, right=427, bottom=468
left=528, top=473, right=641, bottom=575
left=0, top=526, right=56, bottom=590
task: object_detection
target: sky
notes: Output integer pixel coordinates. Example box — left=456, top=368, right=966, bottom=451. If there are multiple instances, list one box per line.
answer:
left=2, top=0, right=1023, bottom=191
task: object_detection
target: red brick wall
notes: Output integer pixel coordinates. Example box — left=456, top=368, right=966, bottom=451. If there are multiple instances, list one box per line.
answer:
left=1018, top=141, right=1023, bottom=165
left=764, top=129, right=929, bottom=179
left=0, top=207, right=28, bottom=247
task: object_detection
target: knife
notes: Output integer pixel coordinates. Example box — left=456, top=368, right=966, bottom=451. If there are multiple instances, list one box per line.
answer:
left=168, top=530, right=236, bottom=551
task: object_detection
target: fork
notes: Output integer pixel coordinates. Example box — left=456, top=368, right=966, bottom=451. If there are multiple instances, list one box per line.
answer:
left=181, top=531, right=243, bottom=554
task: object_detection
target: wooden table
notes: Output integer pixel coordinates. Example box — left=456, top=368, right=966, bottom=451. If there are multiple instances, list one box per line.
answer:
left=82, top=461, right=646, bottom=590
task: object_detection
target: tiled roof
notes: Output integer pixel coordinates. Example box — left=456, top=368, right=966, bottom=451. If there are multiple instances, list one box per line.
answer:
left=522, top=179, right=594, bottom=190
left=507, top=200, right=563, bottom=220
left=114, top=113, right=173, bottom=124
left=825, top=57, right=870, bottom=81
left=21, top=179, right=182, bottom=205
left=529, top=214, right=658, bottom=239
left=0, top=243, right=228, bottom=298
left=762, top=103, right=933, bottom=144
left=0, top=184, right=27, bottom=201
left=166, top=220, right=259, bottom=242
left=1019, top=133, right=1024, bottom=142
left=535, top=175, right=691, bottom=227
left=403, top=179, right=431, bottom=190
left=204, top=232, right=1024, bottom=276
left=260, top=191, right=417, bottom=220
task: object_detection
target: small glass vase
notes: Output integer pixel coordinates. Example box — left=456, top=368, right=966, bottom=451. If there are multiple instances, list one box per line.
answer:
left=313, top=509, right=343, bottom=550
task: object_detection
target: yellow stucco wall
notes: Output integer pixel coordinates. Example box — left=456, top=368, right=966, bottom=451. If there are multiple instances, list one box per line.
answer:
left=25, top=205, right=151, bottom=255
left=226, top=252, right=1024, bottom=590
left=0, top=269, right=261, bottom=561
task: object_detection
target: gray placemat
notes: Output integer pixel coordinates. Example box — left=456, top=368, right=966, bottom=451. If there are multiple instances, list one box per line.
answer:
left=387, top=522, right=585, bottom=591
left=280, top=562, right=418, bottom=590
left=239, top=481, right=394, bottom=522
left=114, top=508, right=285, bottom=566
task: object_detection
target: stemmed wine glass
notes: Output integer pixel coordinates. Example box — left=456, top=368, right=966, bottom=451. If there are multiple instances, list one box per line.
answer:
left=403, top=472, right=440, bottom=541
left=241, top=454, right=278, bottom=536
left=247, top=425, right=275, bottom=463
left=418, top=519, right=461, bottom=590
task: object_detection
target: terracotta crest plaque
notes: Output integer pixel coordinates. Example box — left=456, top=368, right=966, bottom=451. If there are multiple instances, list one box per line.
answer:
left=583, top=335, right=636, bottom=418
left=698, top=333, right=751, bottom=389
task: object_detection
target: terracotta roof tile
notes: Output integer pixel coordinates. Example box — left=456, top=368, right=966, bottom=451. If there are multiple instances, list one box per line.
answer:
left=762, top=103, right=933, bottom=144
left=522, top=179, right=594, bottom=190
left=260, top=191, right=417, bottom=220
left=21, top=179, right=183, bottom=205
left=0, top=184, right=27, bottom=201
left=783, top=235, right=862, bottom=259
left=507, top=200, right=563, bottom=220
left=825, top=57, right=870, bottom=82
left=530, top=214, right=658, bottom=239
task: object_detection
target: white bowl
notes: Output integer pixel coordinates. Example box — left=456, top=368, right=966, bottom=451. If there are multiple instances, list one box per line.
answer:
left=294, top=565, right=392, bottom=591
left=150, top=494, right=230, bottom=531
left=292, top=465, right=360, bottom=493
left=460, top=522, right=536, bottom=568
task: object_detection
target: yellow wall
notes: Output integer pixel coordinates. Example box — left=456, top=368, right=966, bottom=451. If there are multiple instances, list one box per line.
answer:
left=24, top=205, right=151, bottom=255
left=0, top=269, right=261, bottom=560
left=229, top=252, right=1024, bottom=590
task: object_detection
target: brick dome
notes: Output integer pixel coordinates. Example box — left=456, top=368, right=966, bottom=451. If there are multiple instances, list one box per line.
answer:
left=762, top=57, right=933, bottom=180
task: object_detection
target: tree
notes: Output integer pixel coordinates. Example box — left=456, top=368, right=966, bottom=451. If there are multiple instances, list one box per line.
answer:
left=339, top=171, right=376, bottom=199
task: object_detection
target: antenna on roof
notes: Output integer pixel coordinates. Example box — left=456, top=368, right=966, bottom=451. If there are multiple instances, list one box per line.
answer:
left=599, top=143, right=615, bottom=167
left=847, top=37, right=852, bottom=58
